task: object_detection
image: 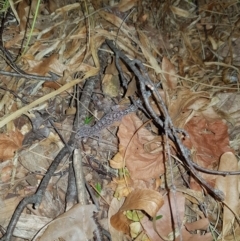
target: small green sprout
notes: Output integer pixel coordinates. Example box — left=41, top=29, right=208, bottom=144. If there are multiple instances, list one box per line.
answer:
left=95, top=182, right=102, bottom=197
left=84, top=116, right=93, bottom=125
left=0, top=0, right=10, bottom=14
left=155, top=215, right=163, bottom=220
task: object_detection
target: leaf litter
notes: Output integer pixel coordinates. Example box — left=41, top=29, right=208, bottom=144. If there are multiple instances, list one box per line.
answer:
left=0, top=0, right=240, bottom=240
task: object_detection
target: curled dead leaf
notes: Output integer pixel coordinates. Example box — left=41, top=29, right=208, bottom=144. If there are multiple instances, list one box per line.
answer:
left=110, top=189, right=164, bottom=235
left=141, top=192, right=185, bottom=241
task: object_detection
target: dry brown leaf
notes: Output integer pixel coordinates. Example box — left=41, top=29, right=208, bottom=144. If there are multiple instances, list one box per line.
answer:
left=141, top=192, right=185, bottom=241
left=108, top=198, right=126, bottom=240
left=180, top=188, right=204, bottom=204
left=115, top=0, right=138, bottom=12
left=105, top=58, right=119, bottom=75
left=43, top=79, right=60, bottom=90
left=120, top=189, right=164, bottom=217
left=102, top=74, right=120, bottom=97
left=220, top=226, right=240, bottom=241
left=111, top=209, right=132, bottom=235
left=110, top=189, right=164, bottom=235
left=47, top=0, right=58, bottom=12
left=181, top=228, right=213, bottom=241
left=168, top=89, right=233, bottom=190
left=214, top=92, right=240, bottom=146
left=184, top=117, right=232, bottom=168
left=12, top=213, right=52, bottom=240
left=168, top=89, right=210, bottom=127
left=137, top=31, right=166, bottom=89
left=19, top=133, right=63, bottom=173
left=0, top=196, right=22, bottom=228
left=17, top=0, right=28, bottom=32
left=0, top=130, right=23, bottom=161
left=114, top=114, right=165, bottom=180
left=124, top=77, right=137, bottom=97
left=33, top=204, right=97, bottom=241
left=55, top=3, right=80, bottom=14
left=181, top=33, right=203, bottom=65
left=183, top=116, right=232, bottom=190
left=22, top=53, right=67, bottom=78
left=170, top=6, right=197, bottom=18
left=110, top=151, right=125, bottom=169
left=98, top=10, right=134, bottom=40
left=0, top=92, right=14, bottom=113
left=4, top=31, right=23, bottom=49
left=162, top=56, right=178, bottom=90
left=111, top=177, right=161, bottom=200
left=37, top=189, right=64, bottom=219
left=215, top=152, right=239, bottom=237
left=21, top=41, right=42, bottom=56
left=185, top=218, right=210, bottom=232
left=112, top=177, right=134, bottom=198
left=208, top=36, right=218, bottom=50
left=0, top=165, right=13, bottom=182
left=65, top=107, right=77, bottom=115
left=142, top=192, right=212, bottom=241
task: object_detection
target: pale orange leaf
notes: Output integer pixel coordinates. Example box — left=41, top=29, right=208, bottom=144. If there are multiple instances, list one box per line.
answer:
left=0, top=130, right=23, bottom=161
left=215, top=152, right=239, bottom=237
left=116, top=114, right=165, bottom=179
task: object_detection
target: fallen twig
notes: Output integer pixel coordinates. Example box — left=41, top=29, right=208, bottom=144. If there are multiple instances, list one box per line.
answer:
left=106, top=39, right=225, bottom=201
left=0, top=43, right=107, bottom=240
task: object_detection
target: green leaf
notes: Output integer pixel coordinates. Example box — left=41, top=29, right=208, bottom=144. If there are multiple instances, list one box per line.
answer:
left=95, top=182, right=102, bottom=196
left=84, top=116, right=93, bottom=125
left=156, top=215, right=163, bottom=220
left=150, top=215, right=163, bottom=222
left=125, top=210, right=144, bottom=222
left=0, top=0, right=10, bottom=14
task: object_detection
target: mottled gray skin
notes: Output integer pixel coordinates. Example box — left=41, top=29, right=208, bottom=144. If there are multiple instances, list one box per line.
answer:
left=76, top=104, right=137, bottom=139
